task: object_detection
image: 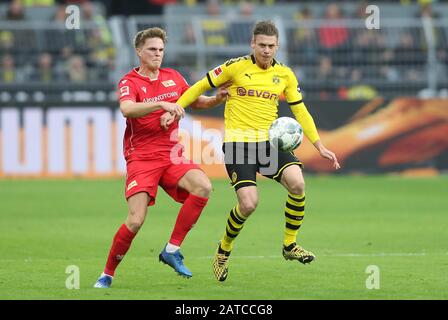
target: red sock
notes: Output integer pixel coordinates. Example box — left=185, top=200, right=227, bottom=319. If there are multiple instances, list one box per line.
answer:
left=104, top=224, right=136, bottom=276
left=169, top=194, right=208, bottom=246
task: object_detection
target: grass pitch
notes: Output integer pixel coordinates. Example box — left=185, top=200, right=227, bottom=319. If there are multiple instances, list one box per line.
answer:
left=0, top=175, right=447, bottom=300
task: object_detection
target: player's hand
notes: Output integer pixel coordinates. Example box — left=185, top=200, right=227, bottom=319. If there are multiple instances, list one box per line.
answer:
left=160, top=111, right=176, bottom=130
left=160, top=102, right=185, bottom=118
left=318, top=145, right=340, bottom=170
left=215, top=81, right=232, bottom=104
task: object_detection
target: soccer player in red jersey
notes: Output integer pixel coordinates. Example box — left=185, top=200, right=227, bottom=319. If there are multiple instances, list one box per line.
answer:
left=94, top=27, right=230, bottom=288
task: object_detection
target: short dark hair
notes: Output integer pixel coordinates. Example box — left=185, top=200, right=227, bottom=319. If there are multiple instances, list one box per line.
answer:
left=252, top=20, right=279, bottom=39
left=134, top=27, right=167, bottom=49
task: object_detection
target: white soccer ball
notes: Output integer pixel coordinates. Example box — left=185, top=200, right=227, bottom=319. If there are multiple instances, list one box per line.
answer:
left=268, top=117, right=303, bottom=152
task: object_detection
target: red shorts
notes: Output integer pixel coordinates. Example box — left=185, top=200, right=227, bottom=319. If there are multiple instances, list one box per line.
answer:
left=125, top=157, right=201, bottom=206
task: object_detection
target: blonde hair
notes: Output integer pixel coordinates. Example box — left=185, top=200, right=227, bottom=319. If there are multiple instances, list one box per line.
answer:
left=133, top=27, right=167, bottom=49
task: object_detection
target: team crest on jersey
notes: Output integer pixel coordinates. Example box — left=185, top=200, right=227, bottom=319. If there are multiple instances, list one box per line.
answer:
left=231, top=171, right=238, bottom=184
left=162, top=80, right=176, bottom=87
left=272, top=75, right=280, bottom=84
left=212, top=66, right=223, bottom=78
left=127, top=180, right=138, bottom=191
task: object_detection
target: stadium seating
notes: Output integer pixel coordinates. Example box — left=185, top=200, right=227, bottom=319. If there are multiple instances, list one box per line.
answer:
left=1, top=1, right=447, bottom=100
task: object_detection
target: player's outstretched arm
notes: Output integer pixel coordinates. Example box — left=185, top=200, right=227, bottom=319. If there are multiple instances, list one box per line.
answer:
left=160, top=82, right=229, bottom=129
left=290, top=103, right=320, bottom=144
left=313, top=140, right=341, bottom=170
left=176, top=77, right=212, bottom=109
left=160, top=79, right=231, bottom=129
left=120, top=100, right=184, bottom=118
left=290, top=103, right=340, bottom=170
left=191, top=81, right=232, bottom=110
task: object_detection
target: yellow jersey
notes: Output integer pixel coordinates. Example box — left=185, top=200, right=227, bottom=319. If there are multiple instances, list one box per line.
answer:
left=177, top=54, right=320, bottom=143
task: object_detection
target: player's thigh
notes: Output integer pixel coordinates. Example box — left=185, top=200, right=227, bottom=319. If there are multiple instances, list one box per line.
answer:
left=125, top=159, right=166, bottom=206
left=177, top=169, right=212, bottom=196
left=235, top=185, right=259, bottom=216
left=126, top=192, right=150, bottom=230
left=127, top=192, right=150, bottom=218
left=279, top=164, right=305, bottom=195
left=223, top=142, right=258, bottom=190
left=159, top=161, right=205, bottom=202
left=261, top=146, right=303, bottom=183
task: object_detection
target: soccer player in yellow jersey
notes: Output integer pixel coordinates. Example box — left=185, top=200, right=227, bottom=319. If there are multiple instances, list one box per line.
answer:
left=166, top=20, right=340, bottom=281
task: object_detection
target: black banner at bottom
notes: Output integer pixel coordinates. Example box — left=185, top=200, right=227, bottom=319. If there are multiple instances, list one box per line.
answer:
left=1, top=300, right=445, bottom=318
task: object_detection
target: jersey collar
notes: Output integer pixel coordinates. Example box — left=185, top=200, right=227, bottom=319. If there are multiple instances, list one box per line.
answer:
left=133, top=67, right=159, bottom=81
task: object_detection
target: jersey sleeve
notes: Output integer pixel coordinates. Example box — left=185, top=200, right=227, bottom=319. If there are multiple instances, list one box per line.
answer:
left=177, top=57, right=244, bottom=108
left=174, top=71, right=191, bottom=96
left=284, top=68, right=303, bottom=105
left=285, top=68, right=320, bottom=143
left=205, top=57, right=242, bottom=88
left=290, top=103, right=320, bottom=144
left=117, top=78, right=138, bottom=103
left=177, top=77, right=210, bottom=108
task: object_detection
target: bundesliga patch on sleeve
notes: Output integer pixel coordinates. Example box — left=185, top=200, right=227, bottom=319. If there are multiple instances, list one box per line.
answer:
left=297, top=85, right=301, bottom=93
left=212, top=66, right=223, bottom=78
left=120, top=85, right=130, bottom=97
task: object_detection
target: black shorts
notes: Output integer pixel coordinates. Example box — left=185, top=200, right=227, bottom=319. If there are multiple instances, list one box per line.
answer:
left=223, top=141, right=303, bottom=190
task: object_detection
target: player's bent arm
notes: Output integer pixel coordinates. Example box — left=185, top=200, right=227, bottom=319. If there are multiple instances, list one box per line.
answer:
left=177, top=77, right=212, bottom=108
left=190, top=95, right=220, bottom=110
left=312, top=139, right=327, bottom=152
left=190, top=80, right=232, bottom=110
left=290, top=103, right=320, bottom=144
left=120, top=100, right=183, bottom=118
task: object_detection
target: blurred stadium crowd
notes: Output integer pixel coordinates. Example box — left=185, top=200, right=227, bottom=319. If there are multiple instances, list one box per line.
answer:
left=1, top=0, right=448, bottom=100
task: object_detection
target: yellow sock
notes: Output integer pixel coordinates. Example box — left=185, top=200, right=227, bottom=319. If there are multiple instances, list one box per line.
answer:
left=284, top=193, right=305, bottom=247
left=221, top=205, right=247, bottom=252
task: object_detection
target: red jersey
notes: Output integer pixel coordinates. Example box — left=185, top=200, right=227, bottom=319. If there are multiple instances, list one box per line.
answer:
left=118, top=67, right=189, bottom=160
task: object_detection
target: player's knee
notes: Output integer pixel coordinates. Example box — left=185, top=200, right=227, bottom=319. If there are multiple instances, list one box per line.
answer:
left=126, top=221, right=143, bottom=233
left=126, top=210, right=146, bottom=233
left=288, top=180, right=305, bottom=195
left=239, top=199, right=258, bottom=216
left=126, top=219, right=144, bottom=233
left=192, top=178, right=212, bottom=198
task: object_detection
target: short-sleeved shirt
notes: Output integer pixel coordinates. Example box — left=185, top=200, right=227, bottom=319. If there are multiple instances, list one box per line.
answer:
left=205, top=54, right=303, bottom=142
left=118, top=67, right=189, bottom=160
